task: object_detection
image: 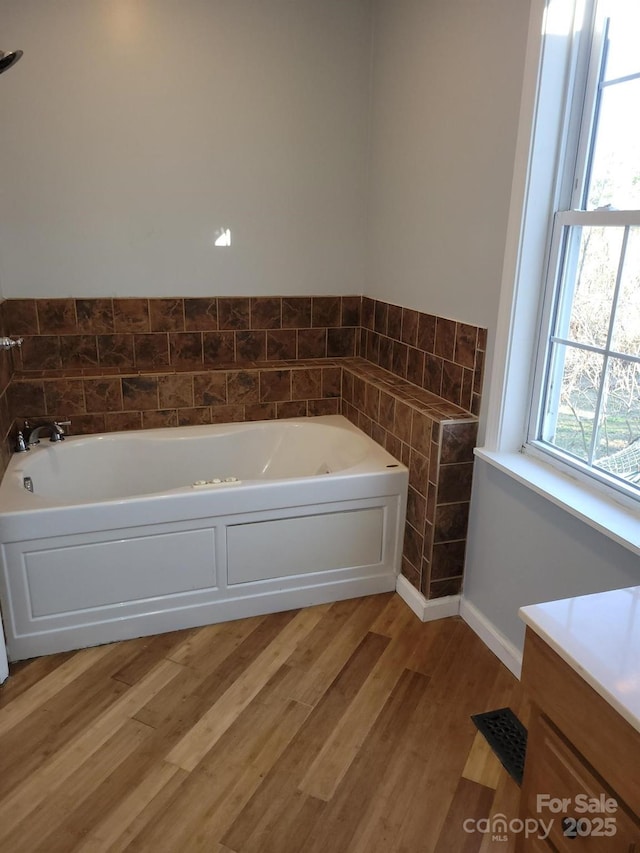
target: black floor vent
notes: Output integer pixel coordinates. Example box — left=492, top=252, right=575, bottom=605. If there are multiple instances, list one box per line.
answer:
left=471, top=707, right=527, bottom=786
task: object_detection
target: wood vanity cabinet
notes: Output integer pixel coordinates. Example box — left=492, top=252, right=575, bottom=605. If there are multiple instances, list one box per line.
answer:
left=516, top=627, right=640, bottom=852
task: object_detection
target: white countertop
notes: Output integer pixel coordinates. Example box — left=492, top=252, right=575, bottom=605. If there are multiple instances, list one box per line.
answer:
left=520, top=586, right=640, bottom=734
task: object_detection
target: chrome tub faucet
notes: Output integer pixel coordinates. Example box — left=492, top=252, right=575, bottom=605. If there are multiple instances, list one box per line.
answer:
left=14, top=420, right=71, bottom=452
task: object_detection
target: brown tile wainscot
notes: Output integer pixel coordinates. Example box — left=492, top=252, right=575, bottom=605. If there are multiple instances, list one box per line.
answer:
left=0, top=296, right=485, bottom=602
left=341, top=359, right=477, bottom=601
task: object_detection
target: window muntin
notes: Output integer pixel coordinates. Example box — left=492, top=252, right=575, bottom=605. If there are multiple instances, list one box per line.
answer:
left=529, top=0, right=640, bottom=499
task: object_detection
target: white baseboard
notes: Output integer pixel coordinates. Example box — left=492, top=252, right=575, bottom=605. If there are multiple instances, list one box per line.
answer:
left=395, top=575, right=460, bottom=621
left=459, top=596, right=523, bottom=677
left=394, top=579, right=524, bottom=676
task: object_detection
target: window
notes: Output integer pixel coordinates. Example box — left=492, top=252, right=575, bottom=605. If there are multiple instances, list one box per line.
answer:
left=528, top=0, right=640, bottom=501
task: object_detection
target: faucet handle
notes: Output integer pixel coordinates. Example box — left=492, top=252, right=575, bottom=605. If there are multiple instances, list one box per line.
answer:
left=0, top=337, right=23, bottom=350
left=49, top=421, right=71, bottom=442
left=14, top=430, right=29, bottom=453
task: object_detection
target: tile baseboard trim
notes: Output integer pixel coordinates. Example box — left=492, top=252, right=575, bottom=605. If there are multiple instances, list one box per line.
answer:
left=395, top=574, right=460, bottom=621
left=459, top=596, right=523, bottom=678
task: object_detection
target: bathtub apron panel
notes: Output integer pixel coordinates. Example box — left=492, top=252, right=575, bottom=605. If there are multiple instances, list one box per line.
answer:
left=0, top=416, right=408, bottom=661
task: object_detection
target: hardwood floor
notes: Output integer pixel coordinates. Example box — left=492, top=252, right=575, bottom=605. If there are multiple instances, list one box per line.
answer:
left=0, top=593, right=523, bottom=852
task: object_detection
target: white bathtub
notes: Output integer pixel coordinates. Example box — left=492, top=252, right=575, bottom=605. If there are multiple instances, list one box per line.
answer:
left=0, top=415, right=408, bottom=661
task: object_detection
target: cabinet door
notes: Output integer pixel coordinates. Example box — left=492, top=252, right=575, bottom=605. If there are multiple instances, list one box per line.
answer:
left=521, top=712, right=640, bottom=852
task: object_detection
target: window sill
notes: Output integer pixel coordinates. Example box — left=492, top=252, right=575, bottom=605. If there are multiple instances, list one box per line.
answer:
left=474, top=447, right=640, bottom=558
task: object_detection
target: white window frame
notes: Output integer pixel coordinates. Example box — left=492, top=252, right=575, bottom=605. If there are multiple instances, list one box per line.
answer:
left=527, top=211, right=640, bottom=503
left=476, top=0, right=640, bottom=556
left=525, top=1, right=640, bottom=506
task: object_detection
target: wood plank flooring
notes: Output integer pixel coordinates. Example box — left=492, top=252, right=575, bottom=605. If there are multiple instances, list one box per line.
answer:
left=0, top=594, right=524, bottom=852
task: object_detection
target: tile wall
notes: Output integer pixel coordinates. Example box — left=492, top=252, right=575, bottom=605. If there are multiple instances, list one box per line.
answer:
left=0, top=295, right=487, bottom=601
left=0, top=312, right=14, bottom=474
left=7, top=361, right=344, bottom=436
left=361, top=297, right=486, bottom=415
left=341, top=360, right=478, bottom=600
left=5, top=296, right=362, bottom=371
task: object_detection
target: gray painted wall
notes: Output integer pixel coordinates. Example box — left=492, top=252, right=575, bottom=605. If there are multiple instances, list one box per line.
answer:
left=464, top=460, right=640, bottom=653
left=0, top=0, right=371, bottom=297
left=367, top=0, right=530, bottom=329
